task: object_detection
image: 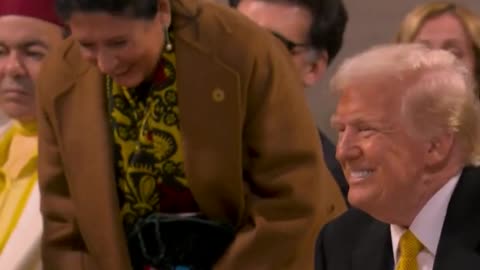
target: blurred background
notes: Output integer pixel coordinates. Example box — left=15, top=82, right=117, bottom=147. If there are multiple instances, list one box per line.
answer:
left=218, top=0, right=480, bottom=141
left=1, top=0, right=477, bottom=140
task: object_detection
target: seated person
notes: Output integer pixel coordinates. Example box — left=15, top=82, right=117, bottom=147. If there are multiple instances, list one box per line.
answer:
left=0, top=0, right=63, bottom=269
left=315, top=43, right=480, bottom=270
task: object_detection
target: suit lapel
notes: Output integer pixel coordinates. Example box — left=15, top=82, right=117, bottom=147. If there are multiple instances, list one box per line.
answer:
left=51, top=42, right=131, bottom=269
left=352, top=219, right=393, bottom=270
left=434, top=167, right=480, bottom=270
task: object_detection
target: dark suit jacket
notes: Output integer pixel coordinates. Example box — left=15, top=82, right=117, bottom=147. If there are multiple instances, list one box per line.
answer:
left=315, top=166, right=480, bottom=270
left=319, top=131, right=348, bottom=201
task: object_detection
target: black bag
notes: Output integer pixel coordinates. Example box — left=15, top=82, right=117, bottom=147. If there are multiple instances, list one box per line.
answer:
left=127, top=213, right=235, bottom=270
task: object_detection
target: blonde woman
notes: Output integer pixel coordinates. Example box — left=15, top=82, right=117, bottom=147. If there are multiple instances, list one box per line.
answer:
left=396, top=2, right=480, bottom=96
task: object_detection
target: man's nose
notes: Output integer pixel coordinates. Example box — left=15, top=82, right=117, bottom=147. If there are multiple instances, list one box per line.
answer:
left=336, top=129, right=362, bottom=162
left=2, top=51, right=27, bottom=77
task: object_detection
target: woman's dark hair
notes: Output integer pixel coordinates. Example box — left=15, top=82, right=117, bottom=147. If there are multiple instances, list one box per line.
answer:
left=55, top=0, right=159, bottom=21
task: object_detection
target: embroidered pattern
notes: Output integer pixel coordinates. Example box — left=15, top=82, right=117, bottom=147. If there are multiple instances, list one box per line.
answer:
left=106, top=44, right=198, bottom=231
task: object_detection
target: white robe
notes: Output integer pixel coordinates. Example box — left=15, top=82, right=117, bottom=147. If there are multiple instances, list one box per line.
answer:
left=0, top=123, right=42, bottom=270
left=0, top=183, right=42, bottom=270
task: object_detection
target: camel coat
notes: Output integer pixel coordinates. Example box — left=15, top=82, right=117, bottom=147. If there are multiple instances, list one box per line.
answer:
left=35, top=0, right=346, bottom=269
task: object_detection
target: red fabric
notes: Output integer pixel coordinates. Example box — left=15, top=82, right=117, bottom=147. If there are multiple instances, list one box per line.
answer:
left=156, top=182, right=200, bottom=213
left=0, top=0, right=62, bottom=26
left=152, top=58, right=167, bottom=83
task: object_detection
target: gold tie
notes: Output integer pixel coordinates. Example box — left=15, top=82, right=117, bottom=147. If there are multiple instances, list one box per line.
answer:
left=396, top=230, right=423, bottom=270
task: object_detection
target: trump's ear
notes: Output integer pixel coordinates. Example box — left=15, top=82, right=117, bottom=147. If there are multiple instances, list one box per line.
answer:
left=425, top=131, right=455, bottom=168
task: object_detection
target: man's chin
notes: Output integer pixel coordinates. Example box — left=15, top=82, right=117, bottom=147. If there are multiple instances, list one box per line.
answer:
left=347, top=189, right=376, bottom=210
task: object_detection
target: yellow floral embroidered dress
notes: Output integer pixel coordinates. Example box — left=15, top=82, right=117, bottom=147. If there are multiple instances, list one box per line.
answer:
left=106, top=36, right=198, bottom=232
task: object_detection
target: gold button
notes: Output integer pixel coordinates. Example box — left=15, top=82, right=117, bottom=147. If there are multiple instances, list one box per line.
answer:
left=212, top=88, right=225, bottom=102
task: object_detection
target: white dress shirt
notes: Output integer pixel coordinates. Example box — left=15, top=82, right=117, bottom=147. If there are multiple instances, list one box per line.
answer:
left=390, top=173, right=461, bottom=270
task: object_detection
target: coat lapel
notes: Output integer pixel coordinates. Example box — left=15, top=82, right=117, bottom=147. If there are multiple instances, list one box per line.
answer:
left=434, top=166, right=480, bottom=270
left=172, top=1, right=245, bottom=226
left=352, top=219, right=393, bottom=270
left=51, top=42, right=131, bottom=269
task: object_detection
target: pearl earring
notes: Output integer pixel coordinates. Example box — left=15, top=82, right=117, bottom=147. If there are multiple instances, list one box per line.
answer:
left=164, top=27, right=173, bottom=52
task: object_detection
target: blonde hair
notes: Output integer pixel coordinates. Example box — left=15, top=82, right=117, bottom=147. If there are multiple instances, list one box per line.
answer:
left=396, top=2, right=480, bottom=97
left=331, top=43, right=480, bottom=166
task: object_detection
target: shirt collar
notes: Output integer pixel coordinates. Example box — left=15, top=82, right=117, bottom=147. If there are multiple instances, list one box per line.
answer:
left=390, top=172, right=461, bottom=263
left=13, top=121, right=37, bottom=136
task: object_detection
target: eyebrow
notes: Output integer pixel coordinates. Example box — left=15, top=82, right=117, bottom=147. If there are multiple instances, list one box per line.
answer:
left=443, top=39, right=465, bottom=47
left=21, top=40, right=50, bottom=50
left=418, top=38, right=464, bottom=47
left=330, top=114, right=341, bottom=128
left=0, top=40, right=50, bottom=50
left=330, top=114, right=384, bottom=127
left=77, top=35, right=128, bottom=47
left=106, top=35, right=128, bottom=41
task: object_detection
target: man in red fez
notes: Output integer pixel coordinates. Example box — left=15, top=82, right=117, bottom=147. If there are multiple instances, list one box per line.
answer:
left=0, top=0, right=63, bottom=269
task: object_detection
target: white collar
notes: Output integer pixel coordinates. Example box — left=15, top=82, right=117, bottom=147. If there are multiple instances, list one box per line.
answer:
left=0, top=120, right=12, bottom=135
left=390, top=172, right=461, bottom=262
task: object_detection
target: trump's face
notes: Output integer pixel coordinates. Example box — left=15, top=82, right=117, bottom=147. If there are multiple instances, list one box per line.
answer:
left=332, top=82, right=430, bottom=225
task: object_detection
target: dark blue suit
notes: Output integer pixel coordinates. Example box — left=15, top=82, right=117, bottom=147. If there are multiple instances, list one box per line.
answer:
left=315, top=166, right=480, bottom=270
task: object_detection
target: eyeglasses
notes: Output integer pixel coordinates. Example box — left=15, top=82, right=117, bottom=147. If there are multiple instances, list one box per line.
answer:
left=270, top=31, right=310, bottom=53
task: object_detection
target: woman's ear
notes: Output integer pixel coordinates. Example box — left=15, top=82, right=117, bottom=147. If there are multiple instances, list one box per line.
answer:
left=156, top=0, right=172, bottom=27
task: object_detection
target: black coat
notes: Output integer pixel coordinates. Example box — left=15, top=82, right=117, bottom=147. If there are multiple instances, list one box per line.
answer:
left=315, top=166, right=480, bottom=270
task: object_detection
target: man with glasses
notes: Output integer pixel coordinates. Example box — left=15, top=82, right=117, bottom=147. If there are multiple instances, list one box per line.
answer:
left=232, top=0, right=349, bottom=199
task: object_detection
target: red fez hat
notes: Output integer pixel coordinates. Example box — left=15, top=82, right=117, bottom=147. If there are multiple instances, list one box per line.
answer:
left=0, top=0, right=62, bottom=26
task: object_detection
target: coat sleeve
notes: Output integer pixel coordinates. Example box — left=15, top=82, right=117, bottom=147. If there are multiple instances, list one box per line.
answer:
left=214, top=31, right=346, bottom=270
left=36, top=46, right=87, bottom=270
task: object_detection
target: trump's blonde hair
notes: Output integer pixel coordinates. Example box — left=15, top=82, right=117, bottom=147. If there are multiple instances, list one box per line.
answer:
left=331, top=43, right=480, bottom=166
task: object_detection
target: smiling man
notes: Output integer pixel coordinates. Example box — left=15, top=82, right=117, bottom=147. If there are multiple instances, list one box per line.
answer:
left=0, top=0, right=63, bottom=269
left=315, top=44, right=480, bottom=270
